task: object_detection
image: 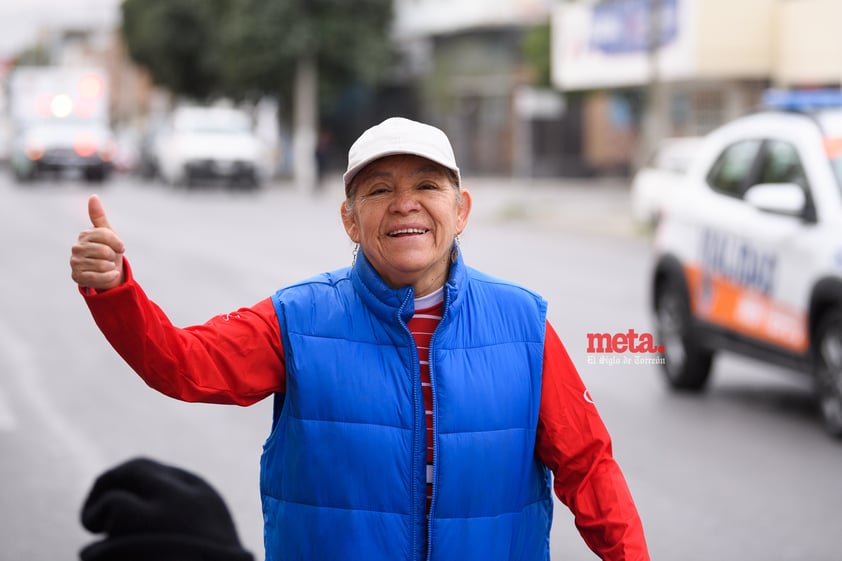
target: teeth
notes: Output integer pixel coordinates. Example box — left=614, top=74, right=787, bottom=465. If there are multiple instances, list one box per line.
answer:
left=390, top=228, right=426, bottom=236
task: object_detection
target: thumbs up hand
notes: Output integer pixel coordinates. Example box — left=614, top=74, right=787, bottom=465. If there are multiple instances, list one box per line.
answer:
left=70, top=195, right=126, bottom=291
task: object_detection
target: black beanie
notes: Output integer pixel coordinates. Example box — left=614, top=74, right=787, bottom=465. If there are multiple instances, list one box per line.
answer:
left=79, top=457, right=255, bottom=561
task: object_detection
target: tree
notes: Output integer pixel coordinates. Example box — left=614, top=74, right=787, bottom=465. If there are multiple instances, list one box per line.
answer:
left=218, top=0, right=394, bottom=190
left=522, top=24, right=551, bottom=88
left=14, top=43, right=51, bottom=66
left=121, top=0, right=230, bottom=102
left=121, top=0, right=394, bottom=190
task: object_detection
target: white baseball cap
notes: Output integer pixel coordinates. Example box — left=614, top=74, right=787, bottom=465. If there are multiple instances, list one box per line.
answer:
left=343, top=117, right=461, bottom=194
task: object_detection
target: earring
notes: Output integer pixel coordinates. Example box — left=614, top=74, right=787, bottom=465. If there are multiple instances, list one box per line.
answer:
left=352, top=244, right=359, bottom=267
left=450, top=235, right=461, bottom=264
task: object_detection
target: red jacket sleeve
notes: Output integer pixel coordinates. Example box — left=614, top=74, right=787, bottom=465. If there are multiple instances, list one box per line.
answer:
left=80, top=258, right=284, bottom=406
left=536, top=322, right=649, bottom=561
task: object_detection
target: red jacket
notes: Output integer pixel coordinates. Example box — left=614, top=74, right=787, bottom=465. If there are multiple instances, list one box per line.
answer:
left=82, top=259, right=649, bottom=560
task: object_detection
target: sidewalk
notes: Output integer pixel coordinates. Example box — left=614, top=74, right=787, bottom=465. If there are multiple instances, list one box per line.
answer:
left=459, top=175, right=641, bottom=240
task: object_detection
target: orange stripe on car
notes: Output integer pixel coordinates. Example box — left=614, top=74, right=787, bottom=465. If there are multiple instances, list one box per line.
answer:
left=684, top=264, right=808, bottom=353
left=824, top=137, right=842, bottom=159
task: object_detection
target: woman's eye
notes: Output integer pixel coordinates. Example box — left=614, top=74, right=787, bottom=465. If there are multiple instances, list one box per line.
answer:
left=366, top=186, right=389, bottom=196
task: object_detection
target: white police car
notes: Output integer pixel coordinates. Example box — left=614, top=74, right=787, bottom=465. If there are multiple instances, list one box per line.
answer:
left=651, top=89, right=842, bottom=437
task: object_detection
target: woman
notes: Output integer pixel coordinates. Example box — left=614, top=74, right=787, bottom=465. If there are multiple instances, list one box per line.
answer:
left=71, top=117, right=649, bottom=560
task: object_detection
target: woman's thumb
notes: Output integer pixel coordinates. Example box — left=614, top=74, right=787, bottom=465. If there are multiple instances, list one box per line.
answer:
left=88, top=194, right=113, bottom=230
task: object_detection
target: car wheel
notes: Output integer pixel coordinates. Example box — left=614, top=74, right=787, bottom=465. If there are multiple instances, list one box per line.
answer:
left=233, top=170, right=259, bottom=191
left=814, top=309, right=842, bottom=438
left=655, top=278, right=714, bottom=391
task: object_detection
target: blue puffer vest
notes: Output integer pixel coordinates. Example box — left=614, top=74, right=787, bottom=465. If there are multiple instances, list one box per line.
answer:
left=264, top=251, right=552, bottom=561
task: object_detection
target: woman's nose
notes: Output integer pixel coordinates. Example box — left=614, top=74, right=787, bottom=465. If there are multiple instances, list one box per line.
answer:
left=389, top=188, right=420, bottom=213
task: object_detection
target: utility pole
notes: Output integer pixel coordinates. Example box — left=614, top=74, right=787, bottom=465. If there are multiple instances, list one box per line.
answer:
left=292, top=54, right=318, bottom=193
left=637, top=0, right=668, bottom=170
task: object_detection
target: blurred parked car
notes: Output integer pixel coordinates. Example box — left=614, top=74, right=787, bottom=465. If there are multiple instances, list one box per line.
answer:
left=155, top=106, right=264, bottom=189
left=651, top=90, right=842, bottom=438
left=10, top=119, right=115, bottom=182
left=630, top=136, right=702, bottom=228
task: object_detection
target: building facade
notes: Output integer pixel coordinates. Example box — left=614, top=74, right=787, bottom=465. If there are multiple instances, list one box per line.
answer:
left=551, top=0, right=842, bottom=173
left=392, top=0, right=572, bottom=177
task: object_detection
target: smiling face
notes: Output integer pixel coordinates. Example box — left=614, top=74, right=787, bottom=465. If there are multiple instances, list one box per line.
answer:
left=341, top=154, right=472, bottom=296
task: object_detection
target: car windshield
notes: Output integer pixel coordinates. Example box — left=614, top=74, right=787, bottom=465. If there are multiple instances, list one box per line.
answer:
left=174, top=109, right=251, bottom=134
left=817, top=110, right=842, bottom=196
left=28, top=119, right=109, bottom=139
left=830, top=157, right=842, bottom=193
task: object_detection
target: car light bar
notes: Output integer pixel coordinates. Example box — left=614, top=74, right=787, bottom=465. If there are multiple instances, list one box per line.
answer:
left=763, top=89, right=842, bottom=111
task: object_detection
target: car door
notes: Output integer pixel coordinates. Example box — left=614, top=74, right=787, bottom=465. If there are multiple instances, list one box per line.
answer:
left=694, top=136, right=815, bottom=356
left=734, top=137, right=818, bottom=355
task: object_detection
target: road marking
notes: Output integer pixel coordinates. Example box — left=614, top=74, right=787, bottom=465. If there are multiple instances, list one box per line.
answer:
left=0, top=319, right=106, bottom=482
left=0, top=384, right=17, bottom=431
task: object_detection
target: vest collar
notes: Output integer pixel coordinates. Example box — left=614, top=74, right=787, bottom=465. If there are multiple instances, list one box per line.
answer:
left=350, top=245, right=467, bottom=324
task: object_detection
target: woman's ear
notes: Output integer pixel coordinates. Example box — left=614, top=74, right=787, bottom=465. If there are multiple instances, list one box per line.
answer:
left=340, top=200, right=360, bottom=243
left=456, top=189, right=472, bottom=235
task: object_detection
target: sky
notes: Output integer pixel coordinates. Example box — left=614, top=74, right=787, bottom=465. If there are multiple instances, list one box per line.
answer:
left=0, top=0, right=121, bottom=60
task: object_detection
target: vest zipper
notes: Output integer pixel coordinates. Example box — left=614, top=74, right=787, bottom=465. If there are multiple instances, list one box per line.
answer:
left=397, top=290, right=422, bottom=561
left=425, top=284, right=450, bottom=561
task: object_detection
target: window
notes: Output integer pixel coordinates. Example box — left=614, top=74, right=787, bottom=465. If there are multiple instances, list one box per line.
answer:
left=757, top=140, right=808, bottom=189
left=706, top=139, right=762, bottom=197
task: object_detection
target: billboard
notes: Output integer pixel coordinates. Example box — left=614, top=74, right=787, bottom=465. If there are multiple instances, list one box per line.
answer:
left=552, top=0, right=696, bottom=90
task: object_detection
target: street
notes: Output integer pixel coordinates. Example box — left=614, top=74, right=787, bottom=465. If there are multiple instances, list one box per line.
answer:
left=1, top=171, right=841, bottom=561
